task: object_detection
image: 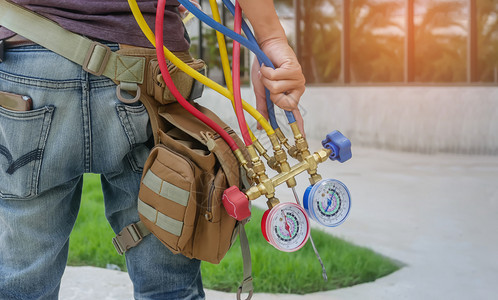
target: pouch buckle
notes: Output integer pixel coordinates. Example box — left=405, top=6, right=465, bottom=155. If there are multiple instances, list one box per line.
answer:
left=112, top=223, right=144, bottom=255
left=82, top=41, right=111, bottom=76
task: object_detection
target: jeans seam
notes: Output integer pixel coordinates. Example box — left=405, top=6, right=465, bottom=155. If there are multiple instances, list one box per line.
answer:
left=116, top=105, right=139, bottom=173
left=115, top=104, right=149, bottom=174
left=127, top=149, right=143, bottom=174
left=115, top=105, right=136, bottom=147
left=0, top=70, right=81, bottom=90
left=30, top=107, right=53, bottom=196
left=81, top=74, right=92, bottom=173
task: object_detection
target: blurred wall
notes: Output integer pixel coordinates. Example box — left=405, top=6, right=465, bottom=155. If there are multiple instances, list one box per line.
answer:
left=198, top=86, right=498, bottom=155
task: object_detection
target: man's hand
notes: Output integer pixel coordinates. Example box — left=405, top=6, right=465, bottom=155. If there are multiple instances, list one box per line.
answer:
left=251, top=37, right=306, bottom=134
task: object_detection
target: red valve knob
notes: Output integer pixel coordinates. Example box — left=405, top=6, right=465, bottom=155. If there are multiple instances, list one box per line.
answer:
left=222, top=186, right=251, bottom=221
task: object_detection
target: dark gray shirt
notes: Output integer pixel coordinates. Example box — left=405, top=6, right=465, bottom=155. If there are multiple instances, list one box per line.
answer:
left=0, top=0, right=189, bottom=50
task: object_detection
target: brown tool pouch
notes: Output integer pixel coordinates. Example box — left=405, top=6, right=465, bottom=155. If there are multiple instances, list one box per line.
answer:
left=112, top=46, right=251, bottom=265
left=138, top=102, right=249, bottom=263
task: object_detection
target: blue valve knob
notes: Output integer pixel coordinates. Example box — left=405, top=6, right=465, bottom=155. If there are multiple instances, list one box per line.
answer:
left=321, top=130, right=352, bottom=163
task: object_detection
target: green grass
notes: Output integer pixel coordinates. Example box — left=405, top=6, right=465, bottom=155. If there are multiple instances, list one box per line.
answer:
left=69, top=173, right=400, bottom=294
left=202, top=207, right=400, bottom=294
left=67, top=174, right=126, bottom=270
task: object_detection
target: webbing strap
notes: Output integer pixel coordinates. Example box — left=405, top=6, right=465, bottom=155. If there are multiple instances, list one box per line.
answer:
left=0, top=0, right=145, bottom=84
left=113, top=197, right=185, bottom=255
left=237, top=224, right=254, bottom=300
left=142, top=170, right=190, bottom=207
left=138, top=198, right=184, bottom=237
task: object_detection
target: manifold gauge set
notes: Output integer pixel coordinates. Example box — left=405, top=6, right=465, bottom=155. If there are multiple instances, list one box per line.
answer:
left=131, top=0, right=353, bottom=282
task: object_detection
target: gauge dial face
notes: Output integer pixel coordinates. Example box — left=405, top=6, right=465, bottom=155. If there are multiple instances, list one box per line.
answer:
left=264, top=202, right=310, bottom=252
left=308, top=179, right=351, bottom=227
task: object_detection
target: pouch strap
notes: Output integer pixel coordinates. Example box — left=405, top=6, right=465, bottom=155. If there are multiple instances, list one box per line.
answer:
left=0, top=0, right=145, bottom=84
left=112, top=221, right=151, bottom=255
left=237, top=224, right=254, bottom=300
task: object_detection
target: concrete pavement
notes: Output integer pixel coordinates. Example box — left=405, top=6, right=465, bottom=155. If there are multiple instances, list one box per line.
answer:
left=60, top=145, right=498, bottom=299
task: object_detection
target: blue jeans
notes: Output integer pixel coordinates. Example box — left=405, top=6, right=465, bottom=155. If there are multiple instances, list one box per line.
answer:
left=0, top=44, right=204, bottom=299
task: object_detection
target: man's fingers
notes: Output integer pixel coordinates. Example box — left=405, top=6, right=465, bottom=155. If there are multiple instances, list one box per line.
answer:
left=260, top=76, right=305, bottom=98
left=268, top=89, right=304, bottom=111
left=259, top=64, right=304, bottom=82
left=292, top=109, right=305, bottom=138
left=258, top=64, right=305, bottom=111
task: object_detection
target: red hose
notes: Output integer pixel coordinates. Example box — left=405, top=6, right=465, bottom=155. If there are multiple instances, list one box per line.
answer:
left=155, top=0, right=238, bottom=151
left=232, top=1, right=252, bottom=146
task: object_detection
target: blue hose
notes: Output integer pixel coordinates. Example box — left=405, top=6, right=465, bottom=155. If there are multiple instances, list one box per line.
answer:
left=221, top=0, right=257, bottom=46
left=221, top=0, right=281, bottom=129
left=222, top=0, right=298, bottom=125
left=178, top=0, right=296, bottom=127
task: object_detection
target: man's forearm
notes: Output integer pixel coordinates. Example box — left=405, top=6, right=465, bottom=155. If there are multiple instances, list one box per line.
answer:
left=237, top=0, right=286, bottom=45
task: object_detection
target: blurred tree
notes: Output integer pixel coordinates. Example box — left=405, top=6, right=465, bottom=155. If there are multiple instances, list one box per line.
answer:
left=197, top=0, right=497, bottom=85
left=350, top=0, right=405, bottom=82
left=477, top=0, right=498, bottom=82
left=299, top=0, right=342, bottom=83
left=414, top=0, right=467, bottom=82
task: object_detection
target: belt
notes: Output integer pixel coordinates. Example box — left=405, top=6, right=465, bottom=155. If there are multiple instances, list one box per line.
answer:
left=4, top=34, right=37, bottom=48
left=3, top=34, right=136, bottom=49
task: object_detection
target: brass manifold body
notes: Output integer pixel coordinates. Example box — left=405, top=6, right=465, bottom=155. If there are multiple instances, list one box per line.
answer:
left=245, top=147, right=331, bottom=203
left=233, top=122, right=333, bottom=210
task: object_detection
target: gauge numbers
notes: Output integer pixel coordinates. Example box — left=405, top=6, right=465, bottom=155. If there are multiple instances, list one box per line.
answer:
left=262, top=202, right=310, bottom=252
left=304, top=179, right=351, bottom=227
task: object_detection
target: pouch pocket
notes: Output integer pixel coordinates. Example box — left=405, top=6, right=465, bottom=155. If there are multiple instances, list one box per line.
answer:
left=192, top=168, right=237, bottom=263
left=203, top=168, right=228, bottom=224
left=138, top=144, right=200, bottom=253
left=147, top=57, right=206, bottom=105
left=0, top=105, right=54, bottom=199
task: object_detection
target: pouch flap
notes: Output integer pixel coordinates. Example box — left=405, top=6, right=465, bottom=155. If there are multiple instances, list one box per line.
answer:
left=158, top=128, right=216, bottom=172
left=158, top=102, right=219, bottom=145
left=158, top=102, right=247, bottom=187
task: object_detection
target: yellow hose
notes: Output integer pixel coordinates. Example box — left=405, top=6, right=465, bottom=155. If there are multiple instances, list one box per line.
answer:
left=182, top=12, right=195, bottom=24
left=208, top=0, right=256, bottom=142
left=208, top=0, right=233, bottom=94
left=127, top=0, right=273, bottom=135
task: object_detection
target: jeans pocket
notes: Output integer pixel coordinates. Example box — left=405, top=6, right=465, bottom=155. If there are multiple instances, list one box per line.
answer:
left=115, top=102, right=151, bottom=173
left=0, top=105, right=55, bottom=199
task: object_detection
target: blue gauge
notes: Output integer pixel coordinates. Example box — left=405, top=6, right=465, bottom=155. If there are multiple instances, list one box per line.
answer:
left=303, top=179, right=351, bottom=227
